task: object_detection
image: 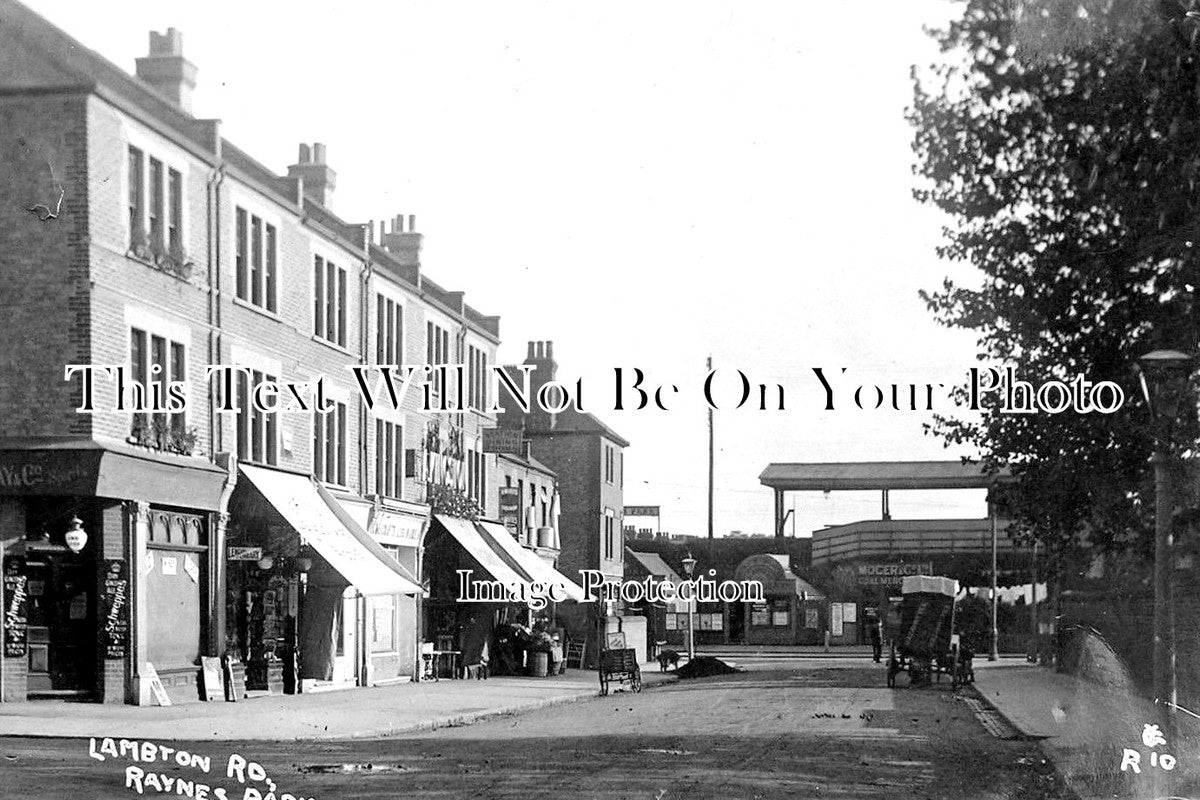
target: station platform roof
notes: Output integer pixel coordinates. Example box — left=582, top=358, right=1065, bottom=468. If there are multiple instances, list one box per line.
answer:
left=759, top=460, right=1008, bottom=492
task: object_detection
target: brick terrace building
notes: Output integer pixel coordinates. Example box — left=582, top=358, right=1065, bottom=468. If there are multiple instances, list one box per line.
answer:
left=0, top=1, right=515, bottom=703
left=496, top=341, right=629, bottom=651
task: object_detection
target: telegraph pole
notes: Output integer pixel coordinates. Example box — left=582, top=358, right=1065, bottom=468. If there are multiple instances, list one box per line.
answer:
left=707, top=355, right=714, bottom=541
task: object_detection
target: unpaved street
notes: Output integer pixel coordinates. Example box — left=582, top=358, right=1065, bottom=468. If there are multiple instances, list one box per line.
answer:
left=0, top=664, right=1071, bottom=799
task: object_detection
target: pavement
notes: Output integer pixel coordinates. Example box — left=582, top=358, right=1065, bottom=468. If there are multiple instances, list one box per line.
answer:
left=969, top=658, right=1199, bottom=800
left=0, top=663, right=675, bottom=742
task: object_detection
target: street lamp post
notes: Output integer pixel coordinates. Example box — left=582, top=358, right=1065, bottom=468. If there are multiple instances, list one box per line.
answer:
left=681, top=552, right=697, bottom=662
left=1137, top=349, right=1194, bottom=729
left=989, top=504, right=999, bottom=661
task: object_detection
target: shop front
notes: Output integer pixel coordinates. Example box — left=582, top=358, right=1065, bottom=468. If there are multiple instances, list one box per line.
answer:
left=0, top=443, right=231, bottom=705
left=226, top=465, right=422, bottom=696
left=423, top=514, right=582, bottom=678
left=735, top=554, right=825, bottom=646
left=335, top=495, right=428, bottom=685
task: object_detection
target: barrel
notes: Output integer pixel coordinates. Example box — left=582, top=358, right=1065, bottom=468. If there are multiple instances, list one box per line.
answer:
left=530, top=651, right=549, bottom=677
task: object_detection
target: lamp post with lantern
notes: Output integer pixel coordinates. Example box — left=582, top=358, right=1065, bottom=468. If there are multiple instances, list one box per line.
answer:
left=1136, top=348, right=1195, bottom=728
left=681, top=552, right=697, bottom=662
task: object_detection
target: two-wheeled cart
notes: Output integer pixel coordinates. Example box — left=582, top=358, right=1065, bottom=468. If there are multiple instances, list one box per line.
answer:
left=886, top=575, right=972, bottom=689
left=598, top=646, right=642, bottom=695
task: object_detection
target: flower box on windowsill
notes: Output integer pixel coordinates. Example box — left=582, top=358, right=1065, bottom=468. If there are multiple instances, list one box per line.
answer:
left=127, top=421, right=200, bottom=457
left=126, top=241, right=195, bottom=282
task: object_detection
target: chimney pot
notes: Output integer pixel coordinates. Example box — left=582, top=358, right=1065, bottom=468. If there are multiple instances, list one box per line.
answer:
left=546, top=341, right=554, bottom=359
left=527, top=341, right=536, bottom=360
left=286, top=142, right=337, bottom=208
left=408, top=214, right=416, bottom=232
left=136, top=28, right=198, bottom=113
left=395, top=214, right=405, bottom=233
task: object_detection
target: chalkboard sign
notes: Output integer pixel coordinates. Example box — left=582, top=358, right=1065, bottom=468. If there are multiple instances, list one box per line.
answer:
left=199, top=656, right=223, bottom=702
left=101, top=559, right=129, bottom=660
left=3, top=556, right=28, bottom=658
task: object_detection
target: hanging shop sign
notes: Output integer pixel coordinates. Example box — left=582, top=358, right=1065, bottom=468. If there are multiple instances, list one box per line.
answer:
left=228, top=546, right=263, bottom=562
left=498, top=487, right=520, bottom=537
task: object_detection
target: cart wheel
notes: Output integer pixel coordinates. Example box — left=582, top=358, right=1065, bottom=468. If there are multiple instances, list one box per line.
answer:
left=631, top=666, right=643, bottom=693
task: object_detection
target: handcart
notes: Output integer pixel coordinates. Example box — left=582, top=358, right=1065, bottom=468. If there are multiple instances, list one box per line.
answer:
left=886, top=575, right=971, bottom=689
left=598, top=634, right=642, bottom=696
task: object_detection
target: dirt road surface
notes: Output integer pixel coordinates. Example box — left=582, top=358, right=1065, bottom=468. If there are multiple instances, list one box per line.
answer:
left=0, top=665, right=1072, bottom=799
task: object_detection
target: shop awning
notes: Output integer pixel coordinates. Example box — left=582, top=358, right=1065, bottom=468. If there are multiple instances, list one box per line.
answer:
left=626, top=550, right=681, bottom=583
left=0, top=441, right=228, bottom=511
left=239, top=465, right=421, bottom=596
left=475, top=520, right=585, bottom=601
left=432, top=514, right=529, bottom=587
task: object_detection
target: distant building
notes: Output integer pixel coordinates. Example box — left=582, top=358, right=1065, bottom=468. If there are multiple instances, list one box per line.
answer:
left=496, top=341, right=629, bottom=646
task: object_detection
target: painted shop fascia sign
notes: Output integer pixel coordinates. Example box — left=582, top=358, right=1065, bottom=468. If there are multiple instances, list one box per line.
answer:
left=0, top=451, right=100, bottom=495
left=371, top=510, right=422, bottom=547
left=855, top=561, right=934, bottom=586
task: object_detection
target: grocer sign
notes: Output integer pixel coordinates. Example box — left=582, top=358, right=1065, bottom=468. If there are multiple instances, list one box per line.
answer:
left=856, top=562, right=934, bottom=586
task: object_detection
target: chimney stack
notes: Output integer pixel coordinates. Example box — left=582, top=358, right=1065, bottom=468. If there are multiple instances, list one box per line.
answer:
left=381, top=212, right=423, bottom=268
left=524, top=340, right=560, bottom=429
left=135, top=28, right=198, bottom=113
left=286, top=142, right=337, bottom=208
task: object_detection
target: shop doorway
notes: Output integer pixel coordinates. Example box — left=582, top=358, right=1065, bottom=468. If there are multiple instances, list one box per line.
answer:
left=24, top=549, right=96, bottom=698
left=728, top=601, right=746, bottom=643
left=332, top=588, right=358, bottom=685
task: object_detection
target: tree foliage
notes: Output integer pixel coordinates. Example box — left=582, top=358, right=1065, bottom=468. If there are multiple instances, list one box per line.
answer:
left=909, top=0, right=1200, bottom=566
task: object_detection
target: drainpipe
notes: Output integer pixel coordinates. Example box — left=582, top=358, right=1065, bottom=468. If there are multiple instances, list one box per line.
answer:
left=206, top=164, right=229, bottom=662
left=205, top=165, right=227, bottom=459
left=359, top=227, right=373, bottom=494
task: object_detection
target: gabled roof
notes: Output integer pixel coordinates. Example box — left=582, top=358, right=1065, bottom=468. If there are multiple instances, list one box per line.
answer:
left=498, top=451, right=557, bottom=478
left=528, top=406, right=630, bottom=447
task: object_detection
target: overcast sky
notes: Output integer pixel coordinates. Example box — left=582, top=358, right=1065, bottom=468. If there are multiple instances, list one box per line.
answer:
left=26, top=0, right=989, bottom=537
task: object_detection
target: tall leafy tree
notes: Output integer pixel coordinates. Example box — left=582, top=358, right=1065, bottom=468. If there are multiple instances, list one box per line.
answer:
left=909, top=0, right=1200, bottom=569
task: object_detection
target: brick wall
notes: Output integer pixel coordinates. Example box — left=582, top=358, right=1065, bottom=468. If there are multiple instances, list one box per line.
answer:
left=86, top=97, right=215, bottom=452
left=529, top=433, right=599, bottom=585
left=0, top=93, right=92, bottom=439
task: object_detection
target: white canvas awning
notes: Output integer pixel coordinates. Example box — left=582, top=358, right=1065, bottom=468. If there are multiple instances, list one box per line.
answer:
left=432, top=514, right=529, bottom=587
left=475, top=520, right=585, bottom=601
left=239, top=465, right=421, bottom=596
left=901, top=575, right=959, bottom=597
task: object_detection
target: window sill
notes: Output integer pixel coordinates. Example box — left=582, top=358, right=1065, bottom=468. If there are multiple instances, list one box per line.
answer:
left=127, top=245, right=195, bottom=282
left=311, top=335, right=355, bottom=358
left=232, top=296, right=282, bottom=322
left=237, top=456, right=280, bottom=469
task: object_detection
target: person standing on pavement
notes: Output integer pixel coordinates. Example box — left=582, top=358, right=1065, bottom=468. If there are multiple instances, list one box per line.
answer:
left=869, top=615, right=883, bottom=663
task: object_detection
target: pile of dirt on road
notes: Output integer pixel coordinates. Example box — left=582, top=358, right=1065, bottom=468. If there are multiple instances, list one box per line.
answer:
left=676, top=656, right=743, bottom=679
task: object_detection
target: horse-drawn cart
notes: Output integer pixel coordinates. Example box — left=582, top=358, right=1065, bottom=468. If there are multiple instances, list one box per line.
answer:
left=886, top=575, right=973, bottom=689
